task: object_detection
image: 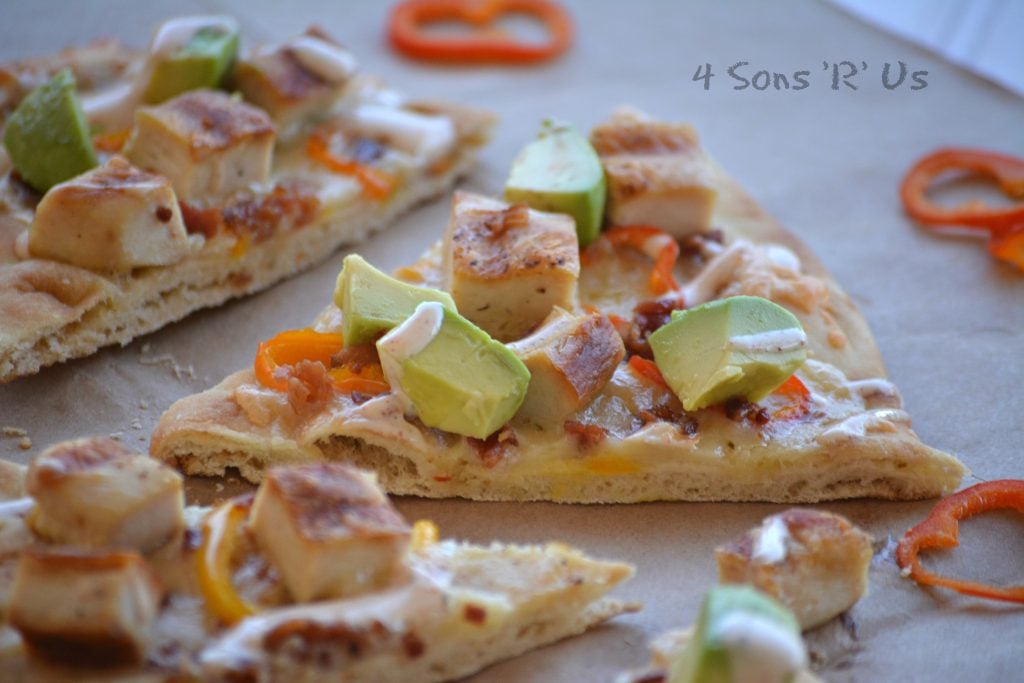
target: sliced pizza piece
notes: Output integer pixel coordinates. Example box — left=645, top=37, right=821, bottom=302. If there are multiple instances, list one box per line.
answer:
left=152, top=110, right=966, bottom=503
left=0, top=17, right=495, bottom=382
left=0, top=440, right=635, bottom=680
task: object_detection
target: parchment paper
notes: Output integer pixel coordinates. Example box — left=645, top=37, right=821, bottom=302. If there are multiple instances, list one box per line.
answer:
left=1, top=1, right=1022, bottom=681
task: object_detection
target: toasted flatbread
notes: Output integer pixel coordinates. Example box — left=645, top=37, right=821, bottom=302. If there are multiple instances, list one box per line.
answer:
left=152, top=109, right=966, bottom=503
left=0, top=21, right=494, bottom=382
left=0, top=442, right=635, bottom=681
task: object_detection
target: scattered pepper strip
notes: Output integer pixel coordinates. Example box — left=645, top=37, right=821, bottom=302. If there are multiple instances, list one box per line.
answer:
left=388, top=0, right=573, bottom=64
left=600, top=226, right=682, bottom=295
left=92, top=128, right=130, bottom=153
left=254, top=329, right=344, bottom=392
left=255, top=328, right=390, bottom=396
left=900, top=148, right=1024, bottom=270
left=196, top=496, right=257, bottom=625
left=306, top=131, right=396, bottom=200
left=770, top=374, right=811, bottom=420
left=895, top=479, right=1024, bottom=603
left=627, top=355, right=670, bottom=391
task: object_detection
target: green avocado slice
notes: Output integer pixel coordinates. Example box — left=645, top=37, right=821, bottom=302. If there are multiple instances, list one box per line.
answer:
left=3, top=69, right=98, bottom=193
left=504, top=119, right=607, bottom=247
left=143, top=24, right=239, bottom=104
left=334, top=254, right=456, bottom=346
left=649, top=295, right=807, bottom=411
left=669, top=585, right=805, bottom=683
left=376, top=302, right=530, bottom=439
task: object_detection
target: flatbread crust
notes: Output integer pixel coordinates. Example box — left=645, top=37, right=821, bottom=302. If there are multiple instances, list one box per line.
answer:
left=0, top=453, right=636, bottom=682
left=152, top=112, right=966, bottom=503
left=0, top=37, right=495, bottom=382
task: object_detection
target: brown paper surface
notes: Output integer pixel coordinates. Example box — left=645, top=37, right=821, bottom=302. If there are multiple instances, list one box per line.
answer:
left=1, top=1, right=1022, bottom=680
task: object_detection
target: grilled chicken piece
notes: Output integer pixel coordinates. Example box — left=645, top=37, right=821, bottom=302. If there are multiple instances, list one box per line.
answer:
left=8, top=549, right=163, bottom=666
left=591, top=108, right=718, bottom=237
left=233, top=27, right=356, bottom=136
left=716, top=508, right=873, bottom=630
left=508, top=308, right=624, bottom=427
left=250, top=464, right=411, bottom=603
left=25, top=437, right=184, bottom=553
left=443, top=192, right=580, bottom=342
left=124, top=89, right=275, bottom=202
left=27, top=156, right=191, bottom=271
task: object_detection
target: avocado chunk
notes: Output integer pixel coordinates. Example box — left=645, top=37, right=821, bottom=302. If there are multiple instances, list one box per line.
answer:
left=376, top=302, right=530, bottom=439
left=334, top=254, right=456, bottom=346
left=669, top=585, right=806, bottom=683
left=3, top=69, right=98, bottom=193
left=649, top=295, right=807, bottom=411
left=504, top=119, right=607, bottom=247
left=143, top=21, right=239, bottom=104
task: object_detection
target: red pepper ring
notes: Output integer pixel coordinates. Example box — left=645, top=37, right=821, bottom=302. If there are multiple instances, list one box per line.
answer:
left=388, top=0, right=573, bottom=64
left=895, top=479, right=1024, bottom=604
left=900, top=147, right=1024, bottom=233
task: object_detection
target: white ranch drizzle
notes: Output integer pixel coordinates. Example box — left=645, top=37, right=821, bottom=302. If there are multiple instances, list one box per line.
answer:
left=377, top=302, right=445, bottom=414
left=846, top=378, right=902, bottom=404
left=285, top=36, right=357, bottom=84
left=681, top=240, right=752, bottom=306
left=0, top=497, right=32, bottom=517
left=345, top=104, right=456, bottom=165
left=764, top=244, right=801, bottom=272
left=728, top=328, right=807, bottom=354
left=712, top=612, right=808, bottom=682
left=817, top=408, right=912, bottom=444
left=752, top=515, right=790, bottom=564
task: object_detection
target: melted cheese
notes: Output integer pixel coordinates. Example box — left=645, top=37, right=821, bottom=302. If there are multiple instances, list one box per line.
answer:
left=682, top=240, right=751, bottom=306
left=817, top=408, right=912, bottom=444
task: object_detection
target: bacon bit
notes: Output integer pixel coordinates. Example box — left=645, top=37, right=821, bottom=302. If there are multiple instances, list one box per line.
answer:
left=402, top=632, right=426, bottom=659
left=463, top=604, right=487, bottom=625
left=723, top=397, right=770, bottom=426
left=92, top=128, right=130, bottom=153
left=896, top=480, right=1024, bottom=603
left=639, top=404, right=699, bottom=437
left=678, top=228, right=725, bottom=258
left=222, top=183, right=320, bottom=243
left=627, top=296, right=687, bottom=357
left=467, top=427, right=518, bottom=468
left=286, top=360, right=336, bottom=413
left=179, top=200, right=222, bottom=238
left=563, top=420, right=607, bottom=450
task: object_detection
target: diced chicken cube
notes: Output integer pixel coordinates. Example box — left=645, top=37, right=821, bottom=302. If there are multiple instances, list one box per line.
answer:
left=8, top=549, right=163, bottom=666
left=26, top=437, right=184, bottom=553
left=28, top=156, right=191, bottom=272
left=591, top=109, right=718, bottom=237
left=124, top=89, right=275, bottom=202
left=233, top=27, right=357, bottom=135
left=250, top=463, right=410, bottom=603
left=508, top=309, right=624, bottom=426
left=716, top=508, right=873, bottom=629
left=444, top=192, right=580, bottom=342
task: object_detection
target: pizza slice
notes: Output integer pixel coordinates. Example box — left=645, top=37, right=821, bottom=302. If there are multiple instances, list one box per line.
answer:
left=0, top=16, right=494, bottom=382
left=152, top=109, right=966, bottom=503
left=0, top=437, right=635, bottom=680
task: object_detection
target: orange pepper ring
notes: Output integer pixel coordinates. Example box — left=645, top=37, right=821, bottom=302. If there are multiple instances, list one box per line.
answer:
left=253, top=329, right=344, bottom=393
left=895, top=479, right=1024, bottom=603
left=196, top=495, right=258, bottom=625
left=306, top=133, right=396, bottom=200
left=900, top=148, right=1024, bottom=233
left=388, top=0, right=573, bottom=64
